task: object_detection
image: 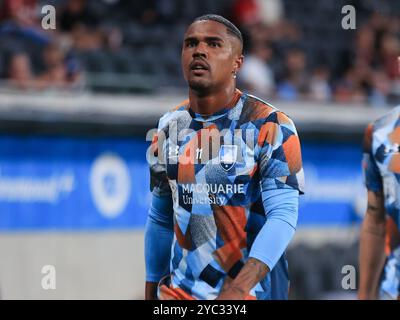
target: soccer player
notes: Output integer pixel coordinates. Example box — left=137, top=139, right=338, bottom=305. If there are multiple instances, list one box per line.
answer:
left=144, top=14, right=304, bottom=300
left=359, top=58, right=400, bottom=300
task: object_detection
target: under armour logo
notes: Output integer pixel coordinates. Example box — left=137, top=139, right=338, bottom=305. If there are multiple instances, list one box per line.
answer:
left=168, top=145, right=179, bottom=158
left=384, top=144, right=400, bottom=155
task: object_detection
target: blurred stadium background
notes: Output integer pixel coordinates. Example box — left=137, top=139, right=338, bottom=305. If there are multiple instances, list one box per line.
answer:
left=0, top=0, right=399, bottom=299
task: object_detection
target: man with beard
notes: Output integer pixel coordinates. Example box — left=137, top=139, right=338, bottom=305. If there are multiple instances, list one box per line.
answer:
left=145, top=14, right=304, bottom=300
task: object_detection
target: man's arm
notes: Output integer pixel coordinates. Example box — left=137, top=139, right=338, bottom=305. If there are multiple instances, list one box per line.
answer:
left=358, top=190, right=386, bottom=300
left=144, top=194, right=174, bottom=300
left=216, top=188, right=298, bottom=300
left=217, top=114, right=303, bottom=300
left=216, top=258, right=269, bottom=300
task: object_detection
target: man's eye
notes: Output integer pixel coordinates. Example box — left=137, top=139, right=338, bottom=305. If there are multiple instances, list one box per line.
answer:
left=209, top=42, right=220, bottom=47
left=186, top=42, right=196, bottom=48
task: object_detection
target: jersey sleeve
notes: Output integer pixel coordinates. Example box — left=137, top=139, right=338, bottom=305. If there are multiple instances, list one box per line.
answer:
left=249, top=188, right=298, bottom=270
left=257, top=111, right=305, bottom=194
left=149, top=120, right=172, bottom=197
left=362, top=123, right=383, bottom=192
left=145, top=194, right=174, bottom=282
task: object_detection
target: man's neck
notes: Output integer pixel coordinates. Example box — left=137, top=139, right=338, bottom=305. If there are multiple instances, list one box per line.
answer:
left=188, top=85, right=238, bottom=115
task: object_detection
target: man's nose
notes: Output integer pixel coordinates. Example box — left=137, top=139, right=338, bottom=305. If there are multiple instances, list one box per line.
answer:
left=193, top=42, right=207, bottom=59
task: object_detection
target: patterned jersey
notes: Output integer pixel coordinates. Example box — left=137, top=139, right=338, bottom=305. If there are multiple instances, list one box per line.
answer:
left=149, top=89, right=305, bottom=300
left=362, top=106, right=400, bottom=299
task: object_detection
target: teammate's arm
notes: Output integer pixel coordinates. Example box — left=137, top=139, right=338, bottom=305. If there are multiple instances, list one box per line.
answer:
left=358, top=122, right=386, bottom=299
left=358, top=190, right=386, bottom=300
left=144, top=194, right=174, bottom=300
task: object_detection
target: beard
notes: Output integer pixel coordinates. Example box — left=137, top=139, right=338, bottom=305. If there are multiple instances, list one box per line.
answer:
left=188, top=77, right=212, bottom=96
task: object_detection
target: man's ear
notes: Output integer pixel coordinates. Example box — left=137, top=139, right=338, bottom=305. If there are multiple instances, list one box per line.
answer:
left=234, top=54, right=244, bottom=74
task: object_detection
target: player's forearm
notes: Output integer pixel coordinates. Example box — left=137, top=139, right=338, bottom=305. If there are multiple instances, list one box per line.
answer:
left=216, top=189, right=298, bottom=300
left=144, top=194, right=174, bottom=295
left=144, top=216, right=173, bottom=282
left=248, top=188, right=298, bottom=269
left=216, top=257, right=269, bottom=300
left=358, top=212, right=386, bottom=299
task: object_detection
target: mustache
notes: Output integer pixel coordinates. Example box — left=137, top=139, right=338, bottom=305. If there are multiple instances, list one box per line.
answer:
left=189, top=58, right=210, bottom=70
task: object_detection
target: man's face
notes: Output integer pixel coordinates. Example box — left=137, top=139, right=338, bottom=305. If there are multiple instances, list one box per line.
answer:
left=182, top=20, right=243, bottom=94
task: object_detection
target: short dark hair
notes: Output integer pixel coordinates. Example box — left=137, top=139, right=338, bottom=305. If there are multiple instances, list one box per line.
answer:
left=193, top=14, right=243, bottom=43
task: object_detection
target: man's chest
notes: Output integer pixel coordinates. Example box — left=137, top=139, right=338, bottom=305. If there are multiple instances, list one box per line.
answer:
left=162, top=126, right=259, bottom=208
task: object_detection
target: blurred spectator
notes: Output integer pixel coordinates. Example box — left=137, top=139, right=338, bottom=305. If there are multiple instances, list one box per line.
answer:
left=59, top=0, right=99, bottom=32
left=244, top=22, right=270, bottom=50
left=0, top=0, right=38, bottom=27
left=256, top=0, right=284, bottom=25
left=58, top=0, right=102, bottom=51
left=0, top=0, right=50, bottom=45
left=239, top=42, right=275, bottom=98
left=277, top=48, right=310, bottom=101
left=334, top=67, right=368, bottom=104
left=231, top=0, right=260, bottom=27
left=354, top=26, right=375, bottom=66
left=232, top=0, right=283, bottom=27
left=269, top=19, right=302, bottom=45
left=332, top=9, right=400, bottom=105
left=0, top=0, right=397, bottom=101
left=6, top=44, right=82, bottom=91
left=7, top=52, right=35, bottom=89
left=309, top=66, right=331, bottom=102
left=369, top=70, right=391, bottom=107
left=36, top=43, right=82, bottom=89
left=69, top=24, right=103, bottom=51
left=379, top=33, right=400, bottom=80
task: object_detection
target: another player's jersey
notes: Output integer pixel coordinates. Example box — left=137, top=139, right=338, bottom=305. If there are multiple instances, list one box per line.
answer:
left=150, top=89, right=305, bottom=300
left=363, top=106, right=400, bottom=299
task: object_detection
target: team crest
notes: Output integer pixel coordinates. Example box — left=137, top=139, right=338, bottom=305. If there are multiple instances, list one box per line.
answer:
left=219, top=145, right=238, bottom=171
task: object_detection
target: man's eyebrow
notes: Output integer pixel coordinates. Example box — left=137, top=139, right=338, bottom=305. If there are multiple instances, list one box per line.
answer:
left=204, top=36, right=224, bottom=42
left=184, top=36, right=224, bottom=43
left=184, top=37, right=198, bottom=43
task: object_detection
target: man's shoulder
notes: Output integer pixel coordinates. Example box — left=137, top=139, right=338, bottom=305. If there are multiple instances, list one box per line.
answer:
left=371, top=106, right=400, bottom=131
left=171, top=99, right=190, bottom=112
left=157, top=99, right=190, bottom=129
left=241, top=93, right=295, bottom=128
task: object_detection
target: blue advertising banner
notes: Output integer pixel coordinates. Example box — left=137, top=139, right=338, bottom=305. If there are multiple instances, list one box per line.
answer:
left=0, top=135, right=150, bottom=231
left=0, top=136, right=365, bottom=231
left=299, top=142, right=365, bottom=226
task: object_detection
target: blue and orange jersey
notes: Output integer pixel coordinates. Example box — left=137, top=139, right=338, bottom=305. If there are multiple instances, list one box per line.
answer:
left=149, top=89, right=305, bottom=300
left=362, top=106, right=400, bottom=299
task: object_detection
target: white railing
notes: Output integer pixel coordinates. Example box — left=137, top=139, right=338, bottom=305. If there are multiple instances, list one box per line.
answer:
left=0, top=89, right=393, bottom=132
